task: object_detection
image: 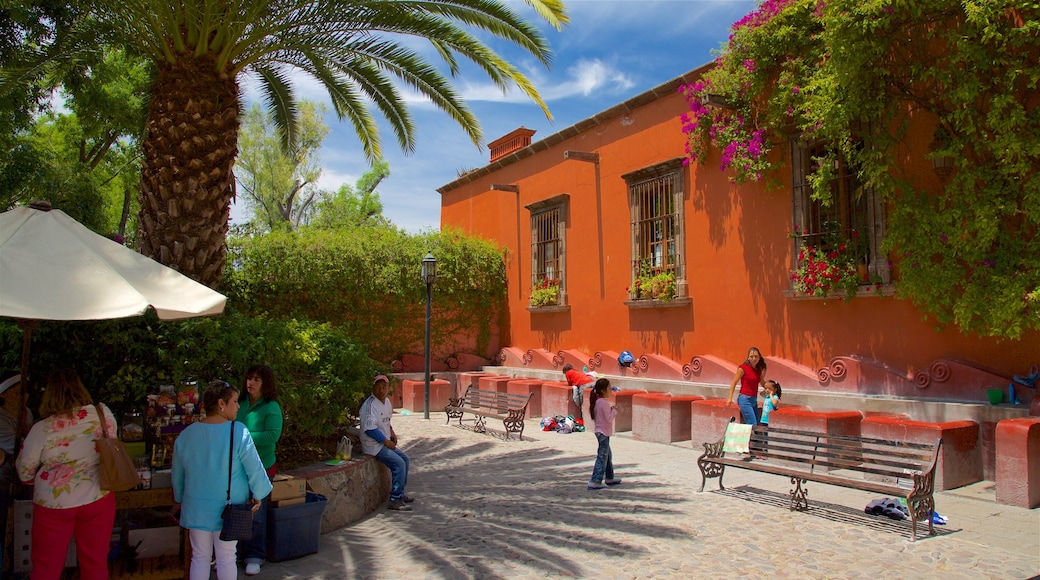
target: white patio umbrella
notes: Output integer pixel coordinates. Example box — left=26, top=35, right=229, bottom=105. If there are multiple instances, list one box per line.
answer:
left=0, top=200, right=226, bottom=400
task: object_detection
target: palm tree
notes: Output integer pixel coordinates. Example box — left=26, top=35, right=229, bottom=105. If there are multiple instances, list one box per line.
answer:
left=19, top=0, right=568, bottom=287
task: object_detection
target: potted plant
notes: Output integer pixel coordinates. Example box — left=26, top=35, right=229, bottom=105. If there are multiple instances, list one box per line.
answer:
left=530, top=277, right=560, bottom=307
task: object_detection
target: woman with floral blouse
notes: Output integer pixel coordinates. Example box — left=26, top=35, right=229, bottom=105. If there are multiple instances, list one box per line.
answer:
left=16, top=368, right=117, bottom=580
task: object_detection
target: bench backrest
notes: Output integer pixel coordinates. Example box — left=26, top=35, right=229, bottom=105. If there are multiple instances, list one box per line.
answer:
left=463, top=387, right=531, bottom=412
left=753, top=426, right=941, bottom=488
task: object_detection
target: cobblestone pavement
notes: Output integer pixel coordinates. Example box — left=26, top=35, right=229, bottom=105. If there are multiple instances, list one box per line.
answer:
left=262, top=413, right=1039, bottom=579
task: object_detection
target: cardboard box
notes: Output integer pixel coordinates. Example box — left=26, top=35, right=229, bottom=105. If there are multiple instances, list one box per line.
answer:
left=270, top=474, right=306, bottom=501
left=270, top=496, right=306, bottom=508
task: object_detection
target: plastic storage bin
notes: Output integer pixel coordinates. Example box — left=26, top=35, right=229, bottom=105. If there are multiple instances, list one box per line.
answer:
left=267, top=492, right=327, bottom=562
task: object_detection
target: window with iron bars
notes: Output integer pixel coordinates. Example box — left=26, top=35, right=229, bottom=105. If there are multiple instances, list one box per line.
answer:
left=790, top=139, right=890, bottom=293
left=624, top=159, right=686, bottom=301
left=527, top=196, right=567, bottom=307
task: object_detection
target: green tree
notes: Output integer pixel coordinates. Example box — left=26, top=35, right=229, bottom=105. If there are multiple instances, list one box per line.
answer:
left=310, top=160, right=392, bottom=230
left=680, top=0, right=1039, bottom=338
left=237, top=101, right=328, bottom=232
left=3, top=0, right=569, bottom=287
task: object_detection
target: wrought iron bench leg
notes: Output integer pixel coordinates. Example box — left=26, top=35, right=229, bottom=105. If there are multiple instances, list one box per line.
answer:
left=789, top=477, right=809, bottom=511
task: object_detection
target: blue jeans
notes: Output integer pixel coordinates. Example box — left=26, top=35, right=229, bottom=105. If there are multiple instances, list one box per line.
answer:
left=375, top=446, right=410, bottom=502
left=590, top=433, right=614, bottom=483
left=737, top=394, right=760, bottom=426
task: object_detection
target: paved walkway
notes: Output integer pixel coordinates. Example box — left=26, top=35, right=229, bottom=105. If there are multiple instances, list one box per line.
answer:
left=262, top=413, right=1039, bottom=579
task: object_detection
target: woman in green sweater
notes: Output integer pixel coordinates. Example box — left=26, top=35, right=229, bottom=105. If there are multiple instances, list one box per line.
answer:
left=236, top=364, right=283, bottom=576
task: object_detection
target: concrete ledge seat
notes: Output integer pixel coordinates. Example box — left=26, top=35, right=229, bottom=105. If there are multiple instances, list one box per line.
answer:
left=507, top=378, right=544, bottom=417
left=400, top=379, right=452, bottom=413
left=690, top=399, right=738, bottom=451
left=632, top=393, right=704, bottom=444
left=478, top=375, right=512, bottom=392
left=539, top=381, right=581, bottom=419
left=861, top=416, right=982, bottom=490
left=612, top=389, right=647, bottom=432
left=768, top=408, right=860, bottom=435
left=286, top=455, right=391, bottom=534
left=995, top=417, right=1040, bottom=508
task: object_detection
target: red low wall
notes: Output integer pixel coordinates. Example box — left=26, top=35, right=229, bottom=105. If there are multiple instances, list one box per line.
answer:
left=456, top=372, right=492, bottom=396
left=861, top=416, right=982, bottom=491
left=632, top=393, right=704, bottom=444
left=540, top=382, right=580, bottom=419
left=690, top=399, right=737, bottom=451
left=478, top=375, right=512, bottom=393
left=613, top=389, right=647, bottom=433
left=400, top=379, right=453, bottom=414
left=507, top=378, right=544, bottom=417
left=995, top=418, right=1040, bottom=508
left=769, top=408, right=861, bottom=435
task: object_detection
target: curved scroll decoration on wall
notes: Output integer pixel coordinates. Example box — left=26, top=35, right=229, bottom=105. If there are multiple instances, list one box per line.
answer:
left=391, top=359, right=404, bottom=373
left=913, top=360, right=951, bottom=389
left=553, top=350, right=567, bottom=368
left=495, top=350, right=508, bottom=365
left=522, top=350, right=534, bottom=366
left=634, top=355, right=649, bottom=375
left=816, top=358, right=848, bottom=384
left=589, top=352, right=606, bottom=371
left=445, top=356, right=460, bottom=371
left=682, top=356, right=704, bottom=380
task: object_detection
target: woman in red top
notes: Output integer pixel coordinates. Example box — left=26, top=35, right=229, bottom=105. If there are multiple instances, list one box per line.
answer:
left=725, top=347, right=768, bottom=427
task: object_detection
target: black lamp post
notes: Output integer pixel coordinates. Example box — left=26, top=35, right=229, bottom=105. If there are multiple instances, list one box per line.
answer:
left=421, top=253, right=437, bottom=419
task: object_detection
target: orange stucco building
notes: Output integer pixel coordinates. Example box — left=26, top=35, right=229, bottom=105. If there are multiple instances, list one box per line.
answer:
left=436, top=64, right=1038, bottom=392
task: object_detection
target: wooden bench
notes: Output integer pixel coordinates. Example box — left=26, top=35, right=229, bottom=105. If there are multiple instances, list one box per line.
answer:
left=697, top=421, right=942, bottom=542
left=445, top=386, right=533, bottom=440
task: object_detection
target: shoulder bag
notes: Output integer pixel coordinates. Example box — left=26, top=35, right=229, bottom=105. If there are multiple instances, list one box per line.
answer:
left=94, top=403, right=141, bottom=492
left=219, top=420, right=254, bottom=541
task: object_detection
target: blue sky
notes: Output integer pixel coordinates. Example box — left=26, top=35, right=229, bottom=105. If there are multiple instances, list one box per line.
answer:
left=233, top=0, right=756, bottom=232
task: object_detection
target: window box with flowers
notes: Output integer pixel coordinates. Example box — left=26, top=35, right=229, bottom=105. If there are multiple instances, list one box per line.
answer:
left=790, top=244, right=860, bottom=299
left=529, top=277, right=563, bottom=309
left=624, top=257, right=682, bottom=305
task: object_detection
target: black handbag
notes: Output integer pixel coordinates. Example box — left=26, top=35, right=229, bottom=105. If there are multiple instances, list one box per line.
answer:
left=219, top=420, right=254, bottom=542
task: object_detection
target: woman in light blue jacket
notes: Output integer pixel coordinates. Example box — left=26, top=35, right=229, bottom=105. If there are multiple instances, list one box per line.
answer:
left=173, top=381, right=273, bottom=579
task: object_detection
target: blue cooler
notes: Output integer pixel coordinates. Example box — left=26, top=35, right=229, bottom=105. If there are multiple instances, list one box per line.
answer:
left=267, top=492, right=327, bottom=562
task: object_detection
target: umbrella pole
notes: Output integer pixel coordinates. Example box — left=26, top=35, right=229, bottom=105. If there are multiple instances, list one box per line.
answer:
left=6, top=319, right=36, bottom=578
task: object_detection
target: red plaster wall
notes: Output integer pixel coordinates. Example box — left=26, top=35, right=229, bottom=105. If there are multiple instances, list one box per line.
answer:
left=438, top=69, right=1038, bottom=394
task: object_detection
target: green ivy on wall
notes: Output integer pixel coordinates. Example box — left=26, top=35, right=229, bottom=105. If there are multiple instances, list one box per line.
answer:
left=679, top=0, right=1039, bottom=338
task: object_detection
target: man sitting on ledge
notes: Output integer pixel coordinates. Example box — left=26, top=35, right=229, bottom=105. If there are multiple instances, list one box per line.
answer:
left=359, top=375, right=415, bottom=512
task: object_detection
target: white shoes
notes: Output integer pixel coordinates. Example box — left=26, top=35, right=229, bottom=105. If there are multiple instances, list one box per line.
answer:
left=245, top=562, right=261, bottom=576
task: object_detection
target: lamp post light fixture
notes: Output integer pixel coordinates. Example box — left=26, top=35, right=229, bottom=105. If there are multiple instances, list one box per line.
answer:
left=421, top=253, right=437, bottom=420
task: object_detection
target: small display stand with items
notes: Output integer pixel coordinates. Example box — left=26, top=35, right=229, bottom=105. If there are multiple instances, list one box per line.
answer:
left=107, top=381, right=200, bottom=579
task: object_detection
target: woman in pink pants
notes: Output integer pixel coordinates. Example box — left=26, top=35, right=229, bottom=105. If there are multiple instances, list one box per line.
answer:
left=16, top=369, right=117, bottom=580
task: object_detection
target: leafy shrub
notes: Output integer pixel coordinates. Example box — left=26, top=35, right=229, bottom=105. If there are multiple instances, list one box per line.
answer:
left=224, top=225, right=507, bottom=361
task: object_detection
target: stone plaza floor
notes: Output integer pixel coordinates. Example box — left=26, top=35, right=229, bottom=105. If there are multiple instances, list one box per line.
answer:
left=261, top=412, right=1040, bottom=579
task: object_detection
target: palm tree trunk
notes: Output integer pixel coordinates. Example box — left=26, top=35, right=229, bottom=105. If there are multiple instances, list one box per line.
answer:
left=138, top=55, right=239, bottom=288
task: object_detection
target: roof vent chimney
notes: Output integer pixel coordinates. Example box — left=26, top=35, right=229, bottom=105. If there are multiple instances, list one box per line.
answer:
left=488, top=127, right=536, bottom=163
